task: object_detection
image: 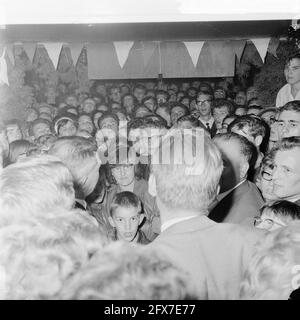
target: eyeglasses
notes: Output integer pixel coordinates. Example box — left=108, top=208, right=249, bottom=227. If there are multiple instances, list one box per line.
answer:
left=261, top=170, right=273, bottom=181
left=253, top=216, right=286, bottom=229
left=196, top=99, right=212, bottom=105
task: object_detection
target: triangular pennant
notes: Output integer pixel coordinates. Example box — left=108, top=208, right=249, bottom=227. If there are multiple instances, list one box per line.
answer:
left=41, top=42, right=63, bottom=69
left=23, top=43, right=37, bottom=63
left=141, top=41, right=158, bottom=67
left=113, top=41, right=134, bottom=68
left=231, top=40, right=246, bottom=62
left=0, top=47, right=9, bottom=85
left=68, top=43, right=83, bottom=66
left=76, top=46, right=88, bottom=67
left=6, top=43, right=14, bottom=65
left=251, top=38, right=270, bottom=63
left=267, top=37, right=280, bottom=59
left=183, top=41, right=205, bottom=67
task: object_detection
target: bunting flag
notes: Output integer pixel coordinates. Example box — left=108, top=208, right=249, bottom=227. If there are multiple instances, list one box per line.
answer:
left=113, top=41, right=134, bottom=68
left=267, top=37, right=280, bottom=59
left=141, top=41, right=158, bottom=67
left=251, top=38, right=270, bottom=63
left=231, top=40, right=246, bottom=62
left=76, top=46, right=88, bottom=68
left=68, top=43, right=83, bottom=66
left=0, top=47, right=9, bottom=85
left=183, top=41, right=205, bottom=67
left=57, top=45, right=72, bottom=70
left=41, top=42, right=63, bottom=69
left=76, top=46, right=89, bottom=92
left=23, top=43, right=37, bottom=63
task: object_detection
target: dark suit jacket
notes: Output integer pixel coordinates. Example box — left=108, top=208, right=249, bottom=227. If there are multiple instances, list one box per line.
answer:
left=149, top=215, right=265, bottom=299
left=209, top=180, right=264, bottom=225
left=198, top=119, right=217, bottom=138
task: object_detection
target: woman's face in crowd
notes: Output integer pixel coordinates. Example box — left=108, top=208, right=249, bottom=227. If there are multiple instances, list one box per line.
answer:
left=213, top=107, right=229, bottom=130
left=112, top=164, right=135, bottom=187
left=78, top=115, right=94, bottom=134
left=99, top=117, right=118, bottom=135
left=123, top=95, right=134, bottom=109
left=171, top=106, right=186, bottom=125
left=111, top=88, right=122, bottom=103
left=156, top=94, right=167, bottom=105
left=214, top=89, right=226, bottom=99
left=82, top=99, right=96, bottom=114
left=58, top=121, right=77, bottom=137
left=234, top=92, right=246, bottom=106
left=65, top=96, right=78, bottom=107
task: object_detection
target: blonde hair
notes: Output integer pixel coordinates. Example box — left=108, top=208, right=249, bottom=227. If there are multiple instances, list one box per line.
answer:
left=151, top=128, right=223, bottom=211
left=57, top=241, right=197, bottom=300
left=240, top=221, right=300, bottom=299
left=0, top=208, right=108, bottom=299
left=0, top=155, right=75, bottom=224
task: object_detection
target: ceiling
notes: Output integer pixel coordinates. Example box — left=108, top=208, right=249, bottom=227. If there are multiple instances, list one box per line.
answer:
left=1, top=20, right=291, bottom=43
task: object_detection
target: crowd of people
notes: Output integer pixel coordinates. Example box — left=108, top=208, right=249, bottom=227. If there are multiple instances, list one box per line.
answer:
left=0, top=52, right=300, bottom=300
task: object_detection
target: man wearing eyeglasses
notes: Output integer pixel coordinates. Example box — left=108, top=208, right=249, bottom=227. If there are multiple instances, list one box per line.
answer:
left=276, top=52, right=300, bottom=108
left=272, top=136, right=300, bottom=206
left=194, top=91, right=217, bottom=138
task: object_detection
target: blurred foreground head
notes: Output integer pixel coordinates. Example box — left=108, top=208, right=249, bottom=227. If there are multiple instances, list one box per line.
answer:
left=57, top=241, right=197, bottom=300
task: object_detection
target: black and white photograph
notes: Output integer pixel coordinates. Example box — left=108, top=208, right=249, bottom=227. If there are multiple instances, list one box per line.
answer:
left=0, top=0, right=300, bottom=303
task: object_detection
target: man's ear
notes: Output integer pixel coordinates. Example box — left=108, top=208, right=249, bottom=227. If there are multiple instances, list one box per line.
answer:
left=108, top=216, right=115, bottom=227
left=240, top=161, right=249, bottom=180
left=148, top=173, right=157, bottom=197
left=254, top=135, right=263, bottom=148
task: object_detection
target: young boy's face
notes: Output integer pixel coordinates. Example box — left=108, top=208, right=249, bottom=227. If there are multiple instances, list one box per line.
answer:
left=109, top=207, right=144, bottom=242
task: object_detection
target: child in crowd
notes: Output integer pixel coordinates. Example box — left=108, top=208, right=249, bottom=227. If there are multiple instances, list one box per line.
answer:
left=254, top=200, right=300, bottom=231
left=108, top=191, right=150, bottom=244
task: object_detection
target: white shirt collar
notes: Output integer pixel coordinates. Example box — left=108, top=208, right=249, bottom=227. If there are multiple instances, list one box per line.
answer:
left=161, top=215, right=199, bottom=232
left=217, top=179, right=246, bottom=201
left=198, top=117, right=214, bottom=127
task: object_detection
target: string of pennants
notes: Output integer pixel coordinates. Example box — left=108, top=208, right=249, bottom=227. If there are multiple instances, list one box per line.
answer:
left=0, top=37, right=280, bottom=85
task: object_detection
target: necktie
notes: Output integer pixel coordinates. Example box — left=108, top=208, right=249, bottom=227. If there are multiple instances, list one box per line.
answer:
left=206, top=122, right=210, bottom=131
